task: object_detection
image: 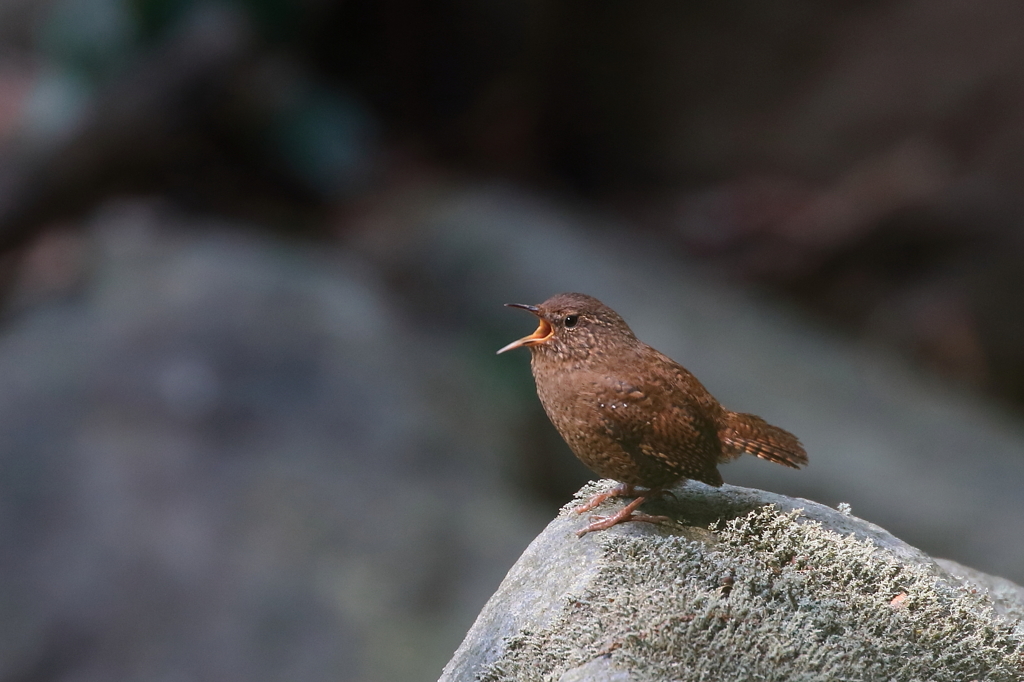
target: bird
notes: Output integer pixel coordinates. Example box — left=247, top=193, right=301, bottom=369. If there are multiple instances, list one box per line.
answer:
left=497, top=292, right=807, bottom=536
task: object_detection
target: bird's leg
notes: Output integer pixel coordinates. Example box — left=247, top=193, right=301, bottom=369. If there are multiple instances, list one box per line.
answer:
left=576, top=493, right=671, bottom=537
left=575, top=484, right=673, bottom=537
left=574, top=482, right=676, bottom=514
left=573, top=482, right=636, bottom=514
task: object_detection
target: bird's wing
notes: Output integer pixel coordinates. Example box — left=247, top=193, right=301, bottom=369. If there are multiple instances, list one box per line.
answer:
left=593, top=368, right=724, bottom=487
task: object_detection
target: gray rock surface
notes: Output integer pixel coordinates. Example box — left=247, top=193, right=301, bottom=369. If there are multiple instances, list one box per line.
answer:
left=937, top=558, right=1024, bottom=623
left=440, top=480, right=1024, bottom=682
left=556, top=656, right=632, bottom=682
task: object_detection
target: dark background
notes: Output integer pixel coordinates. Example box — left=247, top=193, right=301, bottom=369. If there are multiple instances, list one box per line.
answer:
left=2, top=1, right=1024, bottom=680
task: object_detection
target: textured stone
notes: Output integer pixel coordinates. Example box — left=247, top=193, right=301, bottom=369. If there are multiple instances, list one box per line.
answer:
left=556, top=656, right=632, bottom=682
left=937, top=558, right=1024, bottom=623
left=440, top=480, right=1024, bottom=682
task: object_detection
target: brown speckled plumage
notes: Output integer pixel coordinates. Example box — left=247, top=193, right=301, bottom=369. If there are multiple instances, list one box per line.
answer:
left=498, top=293, right=807, bottom=534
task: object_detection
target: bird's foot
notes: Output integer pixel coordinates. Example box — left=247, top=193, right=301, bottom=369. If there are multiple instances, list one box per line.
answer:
left=575, top=495, right=671, bottom=537
left=574, top=483, right=673, bottom=514
left=573, top=482, right=636, bottom=514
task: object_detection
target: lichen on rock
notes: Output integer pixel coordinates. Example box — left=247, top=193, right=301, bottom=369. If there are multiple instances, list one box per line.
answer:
left=443, top=481, right=1024, bottom=682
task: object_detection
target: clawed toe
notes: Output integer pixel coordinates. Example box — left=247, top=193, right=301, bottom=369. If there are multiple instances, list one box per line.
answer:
left=576, top=511, right=672, bottom=537
left=574, top=482, right=634, bottom=514
left=576, top=514, right=616, bottom=537
left=575, top=493, right=674, bottom=536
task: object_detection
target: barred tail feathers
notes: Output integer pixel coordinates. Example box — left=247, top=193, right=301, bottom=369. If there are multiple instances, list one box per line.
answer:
left=719, top=411, right=807, bottom=469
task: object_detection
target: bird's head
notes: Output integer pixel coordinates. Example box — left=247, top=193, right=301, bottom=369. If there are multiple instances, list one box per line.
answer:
left=496, top=292, right=638, bottom=360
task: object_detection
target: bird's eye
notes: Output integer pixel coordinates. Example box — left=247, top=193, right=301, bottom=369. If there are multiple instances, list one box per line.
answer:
left=564, top=314, right=579, bottom=328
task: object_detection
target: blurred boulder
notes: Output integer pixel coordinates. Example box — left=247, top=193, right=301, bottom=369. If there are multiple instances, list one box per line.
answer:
left=0, top=198, right=545, bottom=682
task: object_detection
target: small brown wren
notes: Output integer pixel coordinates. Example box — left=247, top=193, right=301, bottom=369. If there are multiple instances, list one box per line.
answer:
left=498, top=292, right=807, bottom=536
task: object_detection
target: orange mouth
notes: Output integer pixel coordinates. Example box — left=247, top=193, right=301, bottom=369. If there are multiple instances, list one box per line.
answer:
left=496, top=310, right=554, bottom=354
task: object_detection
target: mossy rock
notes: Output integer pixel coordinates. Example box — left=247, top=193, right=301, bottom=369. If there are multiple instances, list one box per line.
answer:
left=440, top=481, right=1024, bottom=682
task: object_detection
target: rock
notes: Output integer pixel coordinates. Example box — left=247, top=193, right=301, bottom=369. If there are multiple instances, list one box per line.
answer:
left=440, top=480, right=1024, bottom=682
left=556, top=656, right=632, bottom=682
left=937, top=558, right=1024, bottom=623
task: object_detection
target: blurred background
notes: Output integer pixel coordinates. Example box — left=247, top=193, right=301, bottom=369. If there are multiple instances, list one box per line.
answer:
left=2, top=0, right=1024, bottom=679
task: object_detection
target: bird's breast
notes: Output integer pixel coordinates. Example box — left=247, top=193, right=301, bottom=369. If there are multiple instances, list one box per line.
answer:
left=531, top=360, right=630, bottom=432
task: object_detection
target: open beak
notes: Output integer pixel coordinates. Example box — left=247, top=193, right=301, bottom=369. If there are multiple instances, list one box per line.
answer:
left=496, top=304, right=554, bottom=354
